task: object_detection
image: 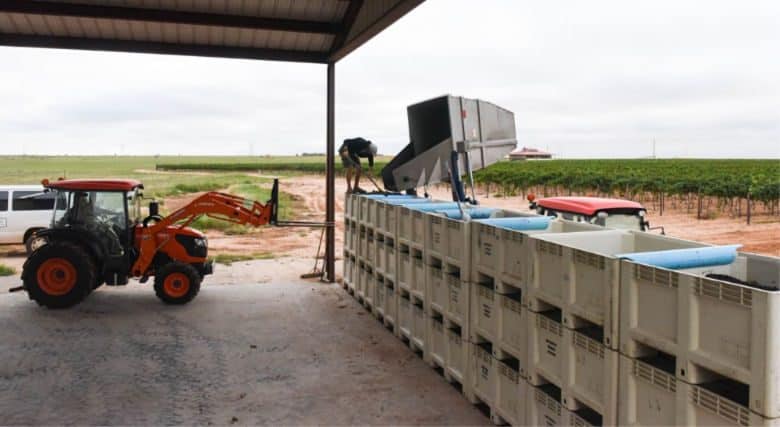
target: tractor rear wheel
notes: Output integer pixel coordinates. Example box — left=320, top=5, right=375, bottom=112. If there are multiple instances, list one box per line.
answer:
left=22, top=242, right=96, bottom=309
left=154, top=262, right=201, bottom=305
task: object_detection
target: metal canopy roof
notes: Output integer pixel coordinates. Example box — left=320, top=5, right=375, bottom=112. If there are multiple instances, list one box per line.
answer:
left=0, top=0, right=424, bottom=63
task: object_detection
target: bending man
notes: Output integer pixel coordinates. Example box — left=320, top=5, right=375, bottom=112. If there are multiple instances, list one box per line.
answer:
left=338, top=137, right=377, bottom=193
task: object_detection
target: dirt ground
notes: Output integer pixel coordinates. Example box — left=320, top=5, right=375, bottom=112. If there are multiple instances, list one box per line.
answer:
left=1, top=173, right=777, bottom=276
left=0, top=258, right=487, bottom=425
left=0, top=173, right=776, bottom=274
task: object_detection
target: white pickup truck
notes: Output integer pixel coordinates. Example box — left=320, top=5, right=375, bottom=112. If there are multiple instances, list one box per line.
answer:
left=0, top=185, right=59, bottom=253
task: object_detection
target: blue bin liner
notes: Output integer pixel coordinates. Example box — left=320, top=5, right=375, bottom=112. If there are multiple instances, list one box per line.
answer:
left=406, top=202, right=462, bottom=212
left=386, top=198, right=434, bottom=205
left=617, top=245, right=742, bottom=270
left=363, top=194, right=419, bottom=199
left=435, top=208, right=497, bottom=220
left=475, top=216, right=551, bottom=230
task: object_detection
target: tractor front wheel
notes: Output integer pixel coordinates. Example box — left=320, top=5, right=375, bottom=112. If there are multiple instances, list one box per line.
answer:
left=154, top=262, right=201, bottom=305
left=22, top=242, right=96, bottom=309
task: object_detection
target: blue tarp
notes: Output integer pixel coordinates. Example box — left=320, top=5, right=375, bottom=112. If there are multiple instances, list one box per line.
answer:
left=385, top=198, right=434, bottom=205
left=617, top=245, right=742, bottom=270
left=475, top=216, right=551, bottom=231
left=362, top=194, right=419, bottom=199
left=406, top=202, right=463, bottom=212
left=435, top=208, right=497, bottom=220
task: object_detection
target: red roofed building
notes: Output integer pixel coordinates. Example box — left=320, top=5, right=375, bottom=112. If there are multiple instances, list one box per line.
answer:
left=509, top=147, right=552, bottom=160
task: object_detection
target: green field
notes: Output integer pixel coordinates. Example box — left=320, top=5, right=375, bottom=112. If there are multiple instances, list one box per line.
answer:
left=4, top=155, right=778, bottom=208
left=156, top=156, right=779, bottom=205
left=473, top=159, right=780, bottom=203
left=0, top=155, right=299, bottom=199
left=157, top=156, right=391, bottom=174
left=0, top=155, right=297, bottom=229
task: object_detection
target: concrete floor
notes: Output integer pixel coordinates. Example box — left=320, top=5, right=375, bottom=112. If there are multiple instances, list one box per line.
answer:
left=0, top=260, right=488, bottom=425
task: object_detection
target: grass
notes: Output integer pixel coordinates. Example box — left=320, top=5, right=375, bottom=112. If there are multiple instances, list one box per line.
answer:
left=156, top=158, right=391, bottom=174
left=0, top=155, right=300, bottom=198
left=173, top=181, right=299, bottom=235
left=212, top=252, right=276, bottom=265
left=0, top=264, right=16, bottom=276
left=0, top=155, right=302, bottom=233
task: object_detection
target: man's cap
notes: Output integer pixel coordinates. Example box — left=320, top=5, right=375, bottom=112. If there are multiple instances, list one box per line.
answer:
left=368, top=142, right=378, bottom=155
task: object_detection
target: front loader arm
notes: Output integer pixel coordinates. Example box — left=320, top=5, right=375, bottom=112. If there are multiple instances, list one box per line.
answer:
left=131, top=180, right=279, bottom=277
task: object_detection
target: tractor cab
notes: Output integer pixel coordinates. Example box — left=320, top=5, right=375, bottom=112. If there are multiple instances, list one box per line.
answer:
left=528, top=196, right=660, bottom=233
left=47, top=179, right=144, bottom=249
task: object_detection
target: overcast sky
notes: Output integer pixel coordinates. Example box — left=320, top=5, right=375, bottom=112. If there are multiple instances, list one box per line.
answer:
left=0, top=0, right=778, bottom=158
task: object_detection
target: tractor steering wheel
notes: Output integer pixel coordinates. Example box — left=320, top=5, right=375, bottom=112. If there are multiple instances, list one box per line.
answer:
left=142, top=215, right=163, bottom=228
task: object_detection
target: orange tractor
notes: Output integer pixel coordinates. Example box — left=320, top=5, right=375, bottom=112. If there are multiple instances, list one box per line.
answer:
left=21, top=178, right=281, bottom=308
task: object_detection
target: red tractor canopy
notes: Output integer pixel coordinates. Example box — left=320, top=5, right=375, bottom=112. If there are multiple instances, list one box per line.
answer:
left=43, top=179, right=143, bottom=192
left=535, top=196, right=643, bottom=216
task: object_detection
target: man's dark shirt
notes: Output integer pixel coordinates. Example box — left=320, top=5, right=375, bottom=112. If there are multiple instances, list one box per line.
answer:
left=339, top=137, right=374, bottom=168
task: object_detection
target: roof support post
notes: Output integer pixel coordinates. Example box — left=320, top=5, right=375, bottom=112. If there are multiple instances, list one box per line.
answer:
left=325, top=61, right=336, bottom=282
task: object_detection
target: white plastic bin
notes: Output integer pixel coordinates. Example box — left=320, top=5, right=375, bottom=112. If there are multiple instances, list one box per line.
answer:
left=447, top=324, right=469, bottom=385
left=398, top=289, right=413, bottom=339
left=563, top=328, right=618, bottom=423
left=497, top=293, right=527, bottom=374
left=364, top=266, right=375, bottom=307
left=358, top=195, right=372, bottom=225
left=471, top=281, right=498, bottom=342
left=375, top=234, right=386, bottom=272
left=446, top=274, right=469, bottom=330
left=617, top=354, right=679, bottom=426
left=471, top=342, right=497, bottom=405
left=427, top=263, right=446, bottom=313
left=356, top=261, right=366, bottom=299
left=412, top=297, right=426, bottom=351
left=374, top=274, right=385, bottom=317
left=398, top=247, right=412, bottom=291
left=384, top=278, right=397, bottom=327
left=384, top=237, right=396, bottom=279
left=621, top=252, right=780, bottom=417
left=528, top=309, right=564, bottom=387
left=504, top=220, right=600, bottom=283
left=411, top=250, right=425, bottom=298
left=366, top=230, right=375, bottom=267
left=528, top=383, right=564, bottom=427
left=470, top=211, right=538, bottom=280
left=679, top=381, right=779, bottom=427
left=428, top=313, right=446, bottom=367
left=531, top=229, right=708, bottom=349
left=496, top=358, right=526, bottom=426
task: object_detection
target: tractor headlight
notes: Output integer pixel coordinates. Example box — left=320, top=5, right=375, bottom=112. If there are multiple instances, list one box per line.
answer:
left=193, top=237, right=207, bottom=247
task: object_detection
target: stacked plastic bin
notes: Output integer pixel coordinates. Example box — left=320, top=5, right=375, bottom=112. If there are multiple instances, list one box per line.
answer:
left=619, top=250, right=780, bottom=426
left=469, top=215, right=602, bottom=425
left=526, top=229, right=710, bottom=426
left=341, top=192, right=780, bottom=427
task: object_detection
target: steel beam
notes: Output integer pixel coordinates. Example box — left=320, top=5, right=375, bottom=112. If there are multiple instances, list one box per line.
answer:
left=330, top=0, right=364, bottom=54
left=325, top=62, right=336, bottom=283
left=0, top=0, right=341, bottom=35
left=0, top=34, right=328, bottom=63
left=330, top=0, right=425, bottom=61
